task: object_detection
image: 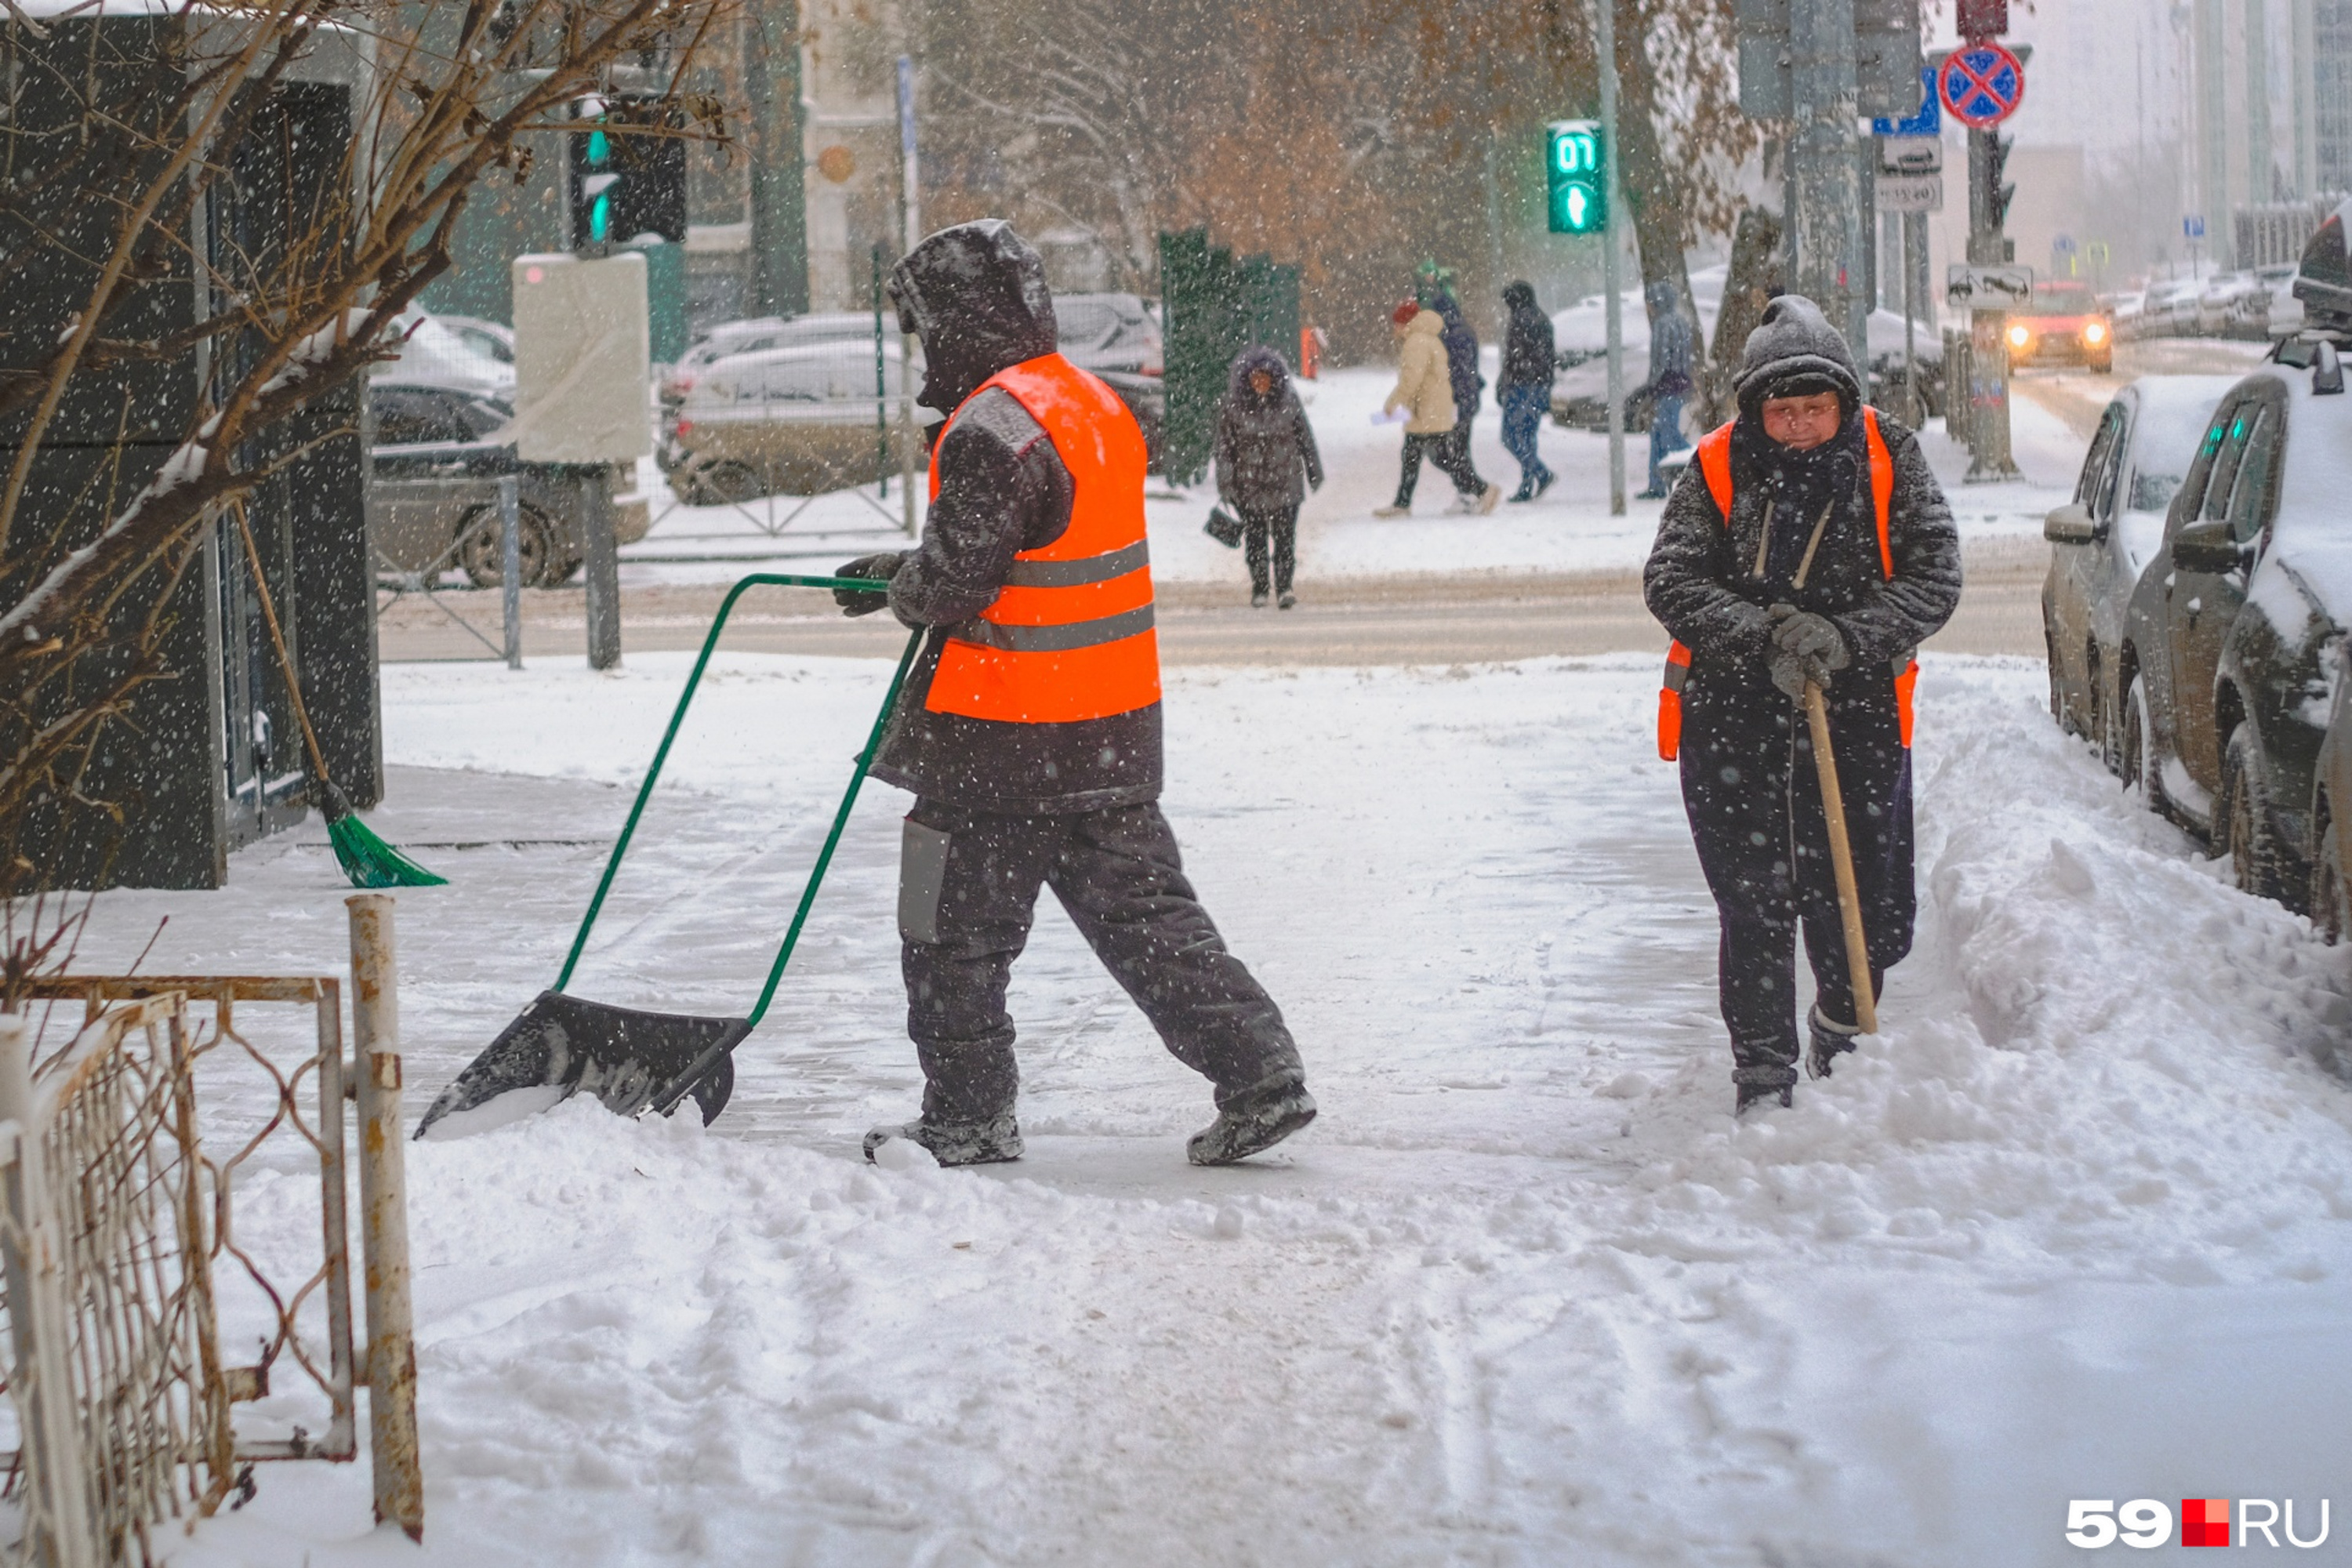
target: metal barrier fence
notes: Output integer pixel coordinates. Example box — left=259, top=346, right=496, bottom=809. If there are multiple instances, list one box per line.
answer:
left=1, top=902, right=419, bottom=1565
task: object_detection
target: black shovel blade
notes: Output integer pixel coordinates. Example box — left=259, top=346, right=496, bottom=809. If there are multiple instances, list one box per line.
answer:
left=414, top=990, right=746, bottom=1139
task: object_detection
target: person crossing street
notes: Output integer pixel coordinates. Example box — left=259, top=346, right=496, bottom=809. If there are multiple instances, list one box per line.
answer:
left=1643, top=296, right=1961, bottom=1114
left=1499, top=281, right=1557, bottom=503
left=834, top=220, right=1316, bottom=1168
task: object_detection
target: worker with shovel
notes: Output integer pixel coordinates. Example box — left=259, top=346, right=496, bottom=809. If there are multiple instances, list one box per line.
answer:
left=833, top=220, right=1315, bottom=1168
left=1644, top=296, right=1960, bottom=1115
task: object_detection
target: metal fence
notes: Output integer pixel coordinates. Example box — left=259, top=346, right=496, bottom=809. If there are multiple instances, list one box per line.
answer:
left=1, top=937, right=417, bottom=1565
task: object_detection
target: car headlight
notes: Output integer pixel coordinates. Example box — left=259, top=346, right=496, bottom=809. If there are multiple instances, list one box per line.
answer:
left=2083, top=320, right=2109, bottom=344
left=2007, top=322, right=2032, bottom=349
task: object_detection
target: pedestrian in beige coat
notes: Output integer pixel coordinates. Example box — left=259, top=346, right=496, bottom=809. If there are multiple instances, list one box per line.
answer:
left=1376, top=302, right=1491, bottom=516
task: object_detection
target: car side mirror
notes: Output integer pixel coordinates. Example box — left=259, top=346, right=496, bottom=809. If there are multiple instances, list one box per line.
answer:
left=2171, top=517, right=2246, bottom=574
left=2043, top=502, right=2104, bottom=545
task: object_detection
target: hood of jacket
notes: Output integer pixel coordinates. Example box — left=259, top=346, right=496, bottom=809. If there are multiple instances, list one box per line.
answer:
left=1227, top=343, right=1292, bottom=412
left=887, top=220, right=1061, bottom=415
left=1730, top=294, right=1861, bottom=419
left=1403, top=307, right=1446, bottom=345
left=1502, top=281, right=1539, bottom=314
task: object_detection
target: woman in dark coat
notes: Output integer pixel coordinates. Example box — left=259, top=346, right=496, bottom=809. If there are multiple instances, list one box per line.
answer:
left=1214, top=345, right=1323, bottom=608
left=1643, top=296, right=1962, bottom=1115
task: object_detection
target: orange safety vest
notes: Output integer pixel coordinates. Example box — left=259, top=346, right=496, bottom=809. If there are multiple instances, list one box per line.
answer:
left=1657, top=407, right=1918, bottom=760
left=924, top=353, right=1161, bottom=724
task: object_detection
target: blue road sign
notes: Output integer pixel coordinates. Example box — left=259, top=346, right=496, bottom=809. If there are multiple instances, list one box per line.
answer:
left=1938, top=43, right=2026, bottom=129
left=2184, top=214, right=2206, bottom=240
left=1871, top=69, right=1941, bottom=137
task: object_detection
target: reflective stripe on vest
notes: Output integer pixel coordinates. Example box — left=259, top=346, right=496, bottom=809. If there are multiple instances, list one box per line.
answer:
left=924, top=354, right=1160, bottom=724
left=1657, top=408, right=1915, bottom=760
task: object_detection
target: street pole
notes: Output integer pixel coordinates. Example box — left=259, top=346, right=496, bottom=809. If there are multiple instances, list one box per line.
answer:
left=1597, top=0, right=1625, bottom=517
left=896, top=53, right=920, bottom=538
left=1964, top=125, right=2020, bottom=480
left=582, top=466, right=622, bottom=669
left=1788, top=0, right=1865, bottom=359
left=1901, top=216, right=1918, bottom=426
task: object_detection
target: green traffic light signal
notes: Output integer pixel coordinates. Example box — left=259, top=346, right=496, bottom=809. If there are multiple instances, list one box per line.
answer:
left=1547, top=120, right=1609, bottom=236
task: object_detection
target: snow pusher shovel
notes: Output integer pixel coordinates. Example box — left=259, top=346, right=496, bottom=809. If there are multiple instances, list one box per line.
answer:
left=414, top=573, right=921, bottom=1138
left=1802, top=680, right=1878, bottom=1035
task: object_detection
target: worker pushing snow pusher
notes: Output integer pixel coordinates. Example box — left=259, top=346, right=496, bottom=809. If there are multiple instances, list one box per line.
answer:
left=1644, top=296, right=1962, bottom=1116
left=836, top=220, right=1315, bottom=1169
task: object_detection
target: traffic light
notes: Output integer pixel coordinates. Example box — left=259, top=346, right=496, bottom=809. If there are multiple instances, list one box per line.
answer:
left=1547, top=120, right=1609, bottom=236
left=569, top=97, right=688, bottom=255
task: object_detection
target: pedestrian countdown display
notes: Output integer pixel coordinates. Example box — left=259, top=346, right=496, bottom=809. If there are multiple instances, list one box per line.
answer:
left=1547, top=120, right=1609, bottom=236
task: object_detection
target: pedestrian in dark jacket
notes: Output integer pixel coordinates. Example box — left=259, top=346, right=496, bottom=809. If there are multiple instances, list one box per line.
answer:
left=833, top=220, right=1314, bottom=1168
left=1428, top=289, right=1498, bottom=514
left=1639, top=280, right=1696, bottom=499
left=1214, top=344, right=1323, bottom=609
left=1642, top=295, right=1961, bottom=1115
left=1498, top=281, right=1557, bottom=502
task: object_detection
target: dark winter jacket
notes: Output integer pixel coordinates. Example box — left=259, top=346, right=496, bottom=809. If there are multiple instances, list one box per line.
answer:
left=1643, top=296, right=1959, bottom=688
left=1648, top=281, right=1694, bottom=398
left=1431, top=292, right=1485, bottom=419
left=867, top=220, right=1161, bottom=814
left=1214, top=346, right=1323, bottom=514
left=1499, top=282, right=1555, bottom=395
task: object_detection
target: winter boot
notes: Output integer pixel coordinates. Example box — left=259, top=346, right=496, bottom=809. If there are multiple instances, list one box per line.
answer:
left=863, top=1112, right=1024, bottom=1167
left=1508, top=481, right=1536, bottom=503
left=1735, top=1081, right=1793, bottom=1116
left=1250, top=589, right=1270, bottom=608
left=1806, top=1004, right=1861, bottom=1080
left=1534, top=470, right=1557, bottom=499
left=1187, top=1074, right=1317, bottom=1166
left=1374, top=503, right=1410, bottom=518
left=1277, top=591, right=1297, bottom=610
left=1476, top=483, right=1501, bottom=515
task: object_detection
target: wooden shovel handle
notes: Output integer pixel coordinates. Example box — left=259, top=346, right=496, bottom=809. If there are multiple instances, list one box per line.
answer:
left=1803, top=680, right=1878, bottom=1035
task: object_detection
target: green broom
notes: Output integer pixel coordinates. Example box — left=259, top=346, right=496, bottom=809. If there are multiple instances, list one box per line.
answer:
left=231, top=505, right=447, bottom=889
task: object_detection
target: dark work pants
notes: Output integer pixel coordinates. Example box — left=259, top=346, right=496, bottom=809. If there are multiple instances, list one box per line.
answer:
left=1395, top=419, right=1484, bottom=506
left=898, top=798, right=1304, bottom=1124
left=1243, top=505, right=1298, bottom=596
left=1679, top=671, right=1915, bottom=1088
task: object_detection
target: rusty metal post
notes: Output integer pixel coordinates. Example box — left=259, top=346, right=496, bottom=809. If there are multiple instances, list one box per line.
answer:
left=0, top=1012, right=100, bottom=1568
left=346, top=897, right=423, bottom=1541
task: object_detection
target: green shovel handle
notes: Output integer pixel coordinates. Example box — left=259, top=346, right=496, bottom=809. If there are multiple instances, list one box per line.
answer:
left=554, top=572, right=920, bottom=1001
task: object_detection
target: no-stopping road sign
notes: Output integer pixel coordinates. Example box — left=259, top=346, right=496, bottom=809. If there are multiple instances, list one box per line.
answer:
left=1938, top=43, right=2026, bottom=129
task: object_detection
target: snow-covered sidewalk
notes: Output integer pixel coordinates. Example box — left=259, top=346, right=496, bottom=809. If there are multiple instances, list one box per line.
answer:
left=88, top=650, right=2352, bottom=1566
left=620, top=366, right=2084, bottom=596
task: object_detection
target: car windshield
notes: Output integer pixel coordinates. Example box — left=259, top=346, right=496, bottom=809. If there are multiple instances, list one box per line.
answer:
left=2126, top=383, right=2237, bottom=513
left=2023, top=285, right=2096, bottom=317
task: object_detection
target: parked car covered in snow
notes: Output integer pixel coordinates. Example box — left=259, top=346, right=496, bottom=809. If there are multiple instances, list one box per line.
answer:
left=373, top=307, right=514, bottom=401
left=2140, top=277, right=2204, bottom=338
left=2042, top=374, right=2238, bottom=764
left=665, top=339, right=919, bottom=503
left=370, top=382, right=648, bottom=588
left=2116, top=351, right=2352, bottom=909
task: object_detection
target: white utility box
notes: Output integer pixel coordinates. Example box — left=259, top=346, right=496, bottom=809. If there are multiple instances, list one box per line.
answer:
left=510, top=251, right=651, bottom=463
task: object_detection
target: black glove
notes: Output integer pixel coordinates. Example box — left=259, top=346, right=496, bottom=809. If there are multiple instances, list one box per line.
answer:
left=1767, top=604, right=1849, bottom=698
left=833, top=553, right=903, bottom=617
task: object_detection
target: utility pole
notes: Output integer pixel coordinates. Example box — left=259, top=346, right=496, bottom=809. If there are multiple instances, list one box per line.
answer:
left=896, top=53, right=920, bottom=536
left=747, top=0, right=810, bottom=316
left=1788, top=0, right=1867, bottom=358
left=1597, top=0, right=1625, bottom=517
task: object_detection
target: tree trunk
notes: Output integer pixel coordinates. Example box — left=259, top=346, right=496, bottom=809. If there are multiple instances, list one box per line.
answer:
left=1703, top=205, right=1786, bottom=426
left=1611, top=0, right=1702, bottom=362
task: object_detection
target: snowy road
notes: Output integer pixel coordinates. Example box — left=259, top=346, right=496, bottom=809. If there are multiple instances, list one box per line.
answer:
left=62, top=648, right=2351, bottom=1566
